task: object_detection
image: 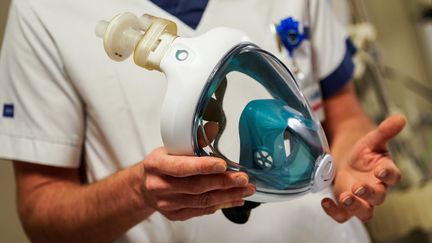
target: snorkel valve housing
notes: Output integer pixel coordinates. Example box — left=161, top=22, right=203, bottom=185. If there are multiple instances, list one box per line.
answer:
left=95, top=13, right=177, bottom=70
left=96, top=12, right=335, bottom=203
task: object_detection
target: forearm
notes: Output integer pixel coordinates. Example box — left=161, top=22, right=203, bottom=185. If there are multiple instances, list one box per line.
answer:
left=14, top=162, right=154, bottom=243
left=322, top=83, right=374, bottom=166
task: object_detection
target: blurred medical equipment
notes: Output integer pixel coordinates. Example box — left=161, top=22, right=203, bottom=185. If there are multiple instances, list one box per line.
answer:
left=348, top=0, right=432, bottom=186
left=340, top=0, right=432, bottom=242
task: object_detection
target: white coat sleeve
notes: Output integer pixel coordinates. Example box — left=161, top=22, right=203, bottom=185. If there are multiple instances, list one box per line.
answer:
left=309, top=0, right=357, bottom=98
left=0, top=0, right=84, bottom=168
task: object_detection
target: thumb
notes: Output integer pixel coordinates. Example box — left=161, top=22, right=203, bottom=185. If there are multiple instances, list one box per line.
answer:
left=366, top=114, right=406, bottom=150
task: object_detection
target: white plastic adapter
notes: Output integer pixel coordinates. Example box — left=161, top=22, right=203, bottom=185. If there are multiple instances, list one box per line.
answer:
left=95, top=12, right=177, bottom=70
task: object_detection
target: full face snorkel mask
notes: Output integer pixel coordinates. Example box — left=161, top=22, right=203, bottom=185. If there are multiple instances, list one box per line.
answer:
left=95, top=13, right=335, bottom=203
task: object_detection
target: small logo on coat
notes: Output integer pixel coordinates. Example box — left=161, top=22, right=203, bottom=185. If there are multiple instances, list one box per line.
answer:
left=3, top=104, right=14, bottom=118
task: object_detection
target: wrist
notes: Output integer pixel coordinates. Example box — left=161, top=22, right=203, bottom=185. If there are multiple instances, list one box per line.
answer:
left=127, top=162, right=156, bottom=216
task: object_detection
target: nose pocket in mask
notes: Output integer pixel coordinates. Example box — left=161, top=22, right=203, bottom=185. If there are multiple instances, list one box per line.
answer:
left=238, top=99, right=319, bottom=191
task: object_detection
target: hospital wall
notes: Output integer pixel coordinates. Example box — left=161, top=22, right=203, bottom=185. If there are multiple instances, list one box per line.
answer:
left=0, top=0, right=431, bottom=242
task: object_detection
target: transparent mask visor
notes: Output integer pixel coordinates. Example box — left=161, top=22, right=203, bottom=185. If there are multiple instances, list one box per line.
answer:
left=193, top=44, right=329, bottom=194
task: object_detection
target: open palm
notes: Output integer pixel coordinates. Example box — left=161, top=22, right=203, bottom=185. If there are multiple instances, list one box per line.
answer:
left=321, top=115, right=406, bottom=222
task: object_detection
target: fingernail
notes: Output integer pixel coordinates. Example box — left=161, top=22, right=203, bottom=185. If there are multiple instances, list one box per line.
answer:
left=236, top=175, right=248, bottom=186
left=233, top=200, right=245, bottom=207
left=242, top=187, right=255, bottom=197
left=343, top=197, right=353, bottom=206
left=354, top=187, right=366, bottom=196
left=219, top=203, right=233, bottom=209
left=221, top=200, right=244, bottom=209
left=322, top=201, right=331, bottom=209
left=378, top=169, right=388, bottom=179
left=213, top=163, right=226, bottom=172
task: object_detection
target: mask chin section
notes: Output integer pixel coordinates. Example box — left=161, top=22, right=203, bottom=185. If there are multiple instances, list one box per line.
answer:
left=222, top=201, right=261, bottom=224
